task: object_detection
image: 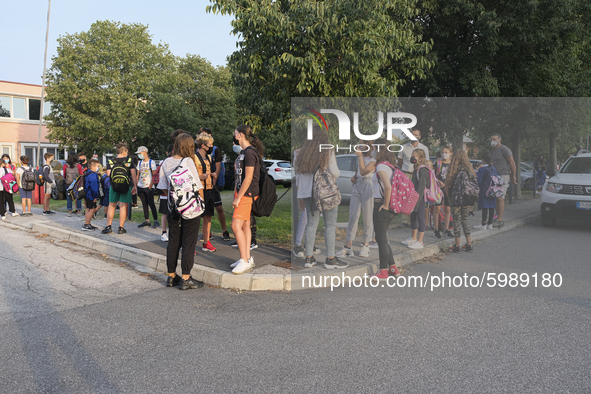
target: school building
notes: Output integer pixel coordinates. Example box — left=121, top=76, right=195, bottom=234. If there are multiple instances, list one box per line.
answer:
left=0, top=80, right=67, bottom=166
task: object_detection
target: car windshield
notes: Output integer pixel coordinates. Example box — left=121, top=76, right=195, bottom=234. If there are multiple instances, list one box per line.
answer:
left=559, top=157, right=591, bottom=174
left=277, top=162, right=291, bottom=168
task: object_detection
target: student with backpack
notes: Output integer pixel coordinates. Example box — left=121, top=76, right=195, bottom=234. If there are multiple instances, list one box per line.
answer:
left=474, top=152, right=502, bottom=230
left=336, top=139, right=376, bottom=258
left=40, top=152, right=55, bottom=215
left=445, top=150, right=477, bottom=253
left=82, top=159, right=102, bottom=231
left=200, top=127, right=231, bottom=241
left=16, top=155, right=35, bottom=216
left=102, top=143, right=138, bottom=235
left=63, top=153, right=84, bottom=216
left=194, top=132, right=217, bottom=253
left=135, top=146, right=159, bottom=229
left=156, top=132, right=204, bottom=290
left=95, top=174, right=110, bottom=220
left=0, top=159, right=18, bottom=219
left=294, top=126, right=346, bottom=270
left=370, top=138, right=402, bottom=279
left=433, top=146, right=453, bottom=238
left=401, top=148, right=430, bottom=250
left=229, top=125, right=266, bottom=275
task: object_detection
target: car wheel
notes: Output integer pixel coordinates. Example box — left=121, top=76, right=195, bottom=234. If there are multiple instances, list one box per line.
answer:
left=540, top=212, right=556, bottom=227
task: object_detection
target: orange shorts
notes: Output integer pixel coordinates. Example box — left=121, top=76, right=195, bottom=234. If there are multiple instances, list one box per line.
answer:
left=233, top=192, right=258, bottom=221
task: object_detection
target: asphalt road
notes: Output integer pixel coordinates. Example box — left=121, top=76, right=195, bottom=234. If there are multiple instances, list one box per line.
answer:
left=0, top=218, right=590, bottom=393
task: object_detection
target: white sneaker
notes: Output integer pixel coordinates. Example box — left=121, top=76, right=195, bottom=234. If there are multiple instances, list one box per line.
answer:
left=359, top=245, right=370, bottom=257
left=1, top=215, right=5, bottom=221
left=230, top=259, right=242, bottom=269
left=160, top=232, right=169, bottom=242
left=473, top=224, right=485, bottom=230
left=486, top=224, right=493, bottom=230
left=402, top=237, right=414, bottom=245
left=408, top=240, right=424, bottom=249
left=368, top=241, right=379, bottom=249
left=232, top=258, right=255, bottom=275
left=336, top=247, right=354, bottom=257
left=11, top=212, right=19, bottom=217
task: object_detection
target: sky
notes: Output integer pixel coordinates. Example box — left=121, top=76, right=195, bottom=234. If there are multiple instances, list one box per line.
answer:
left=0, top=0, right=239, bottom=85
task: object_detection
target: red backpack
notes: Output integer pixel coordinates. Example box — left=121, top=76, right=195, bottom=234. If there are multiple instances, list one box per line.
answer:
left=377, top=161, right=419, bottom=215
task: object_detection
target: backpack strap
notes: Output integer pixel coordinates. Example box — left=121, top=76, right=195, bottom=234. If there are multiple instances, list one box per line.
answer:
left=243, top=146, right=263, bottom=201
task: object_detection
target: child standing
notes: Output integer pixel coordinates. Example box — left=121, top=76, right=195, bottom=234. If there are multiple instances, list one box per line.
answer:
left=475, top=152, right=497, bottom=230
left=135, top=146, right=159, bottom=229
left=82, top=159, right=101, bottom=231
left=402, top=148, right=429, bottom=249
left=195, top=132, right=217, bottom=253
left=0, top=159, right=18, bottom=219
left=95, top=175, right=110, bottom=219
left=42, top=152, right=55, bottom=215
left=445, top=150, right=475, bottom=253
left=16, top=156, right=33, bottom=216
left=434, top=146, right=453, bottom=238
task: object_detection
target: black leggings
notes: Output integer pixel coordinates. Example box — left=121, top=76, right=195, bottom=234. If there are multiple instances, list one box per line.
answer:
left=373, top=204, right=396, bottom=269
left=167, top=214, right=199, bottom=275
left=137, top=187, right=158, bottom=221
left=482, top=208, right=495, bottom=225
left=0, top=191, right=15, bottom=216
left=410, top=199, right=426, bottom=232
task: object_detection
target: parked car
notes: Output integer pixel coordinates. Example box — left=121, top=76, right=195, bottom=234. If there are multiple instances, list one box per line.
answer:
left=264, top=160, right=292, bottom=187
left=540, top=150, right=591, bottom=227
left=336, top=154, right=358, bottom=203
left=50, top=159, right=67, bottom=200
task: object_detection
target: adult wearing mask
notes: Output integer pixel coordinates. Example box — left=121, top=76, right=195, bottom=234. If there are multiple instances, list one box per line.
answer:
left=397, top=128, right=429, bottom=228
left=489, top=133, right=516, bottom=228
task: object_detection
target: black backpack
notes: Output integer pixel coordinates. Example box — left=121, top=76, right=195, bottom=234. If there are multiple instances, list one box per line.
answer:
left=35, top=164, right=49, bottom=186
left=21, top=166, right=37, bottom=191
left=244, top=147, right=277, bottom=217
left=109, top=158, right=132, bottom=194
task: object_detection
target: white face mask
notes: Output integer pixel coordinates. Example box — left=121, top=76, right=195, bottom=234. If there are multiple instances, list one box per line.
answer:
left=233, top=145, right=242, bottom=154
left=138, top=153, right=145, bottom=160
left=441, top=153, right=450, bottom=160
left=491, top=141, right=499, bottom=148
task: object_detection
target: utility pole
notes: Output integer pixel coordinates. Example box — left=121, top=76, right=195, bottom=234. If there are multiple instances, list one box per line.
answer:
left=36, top=0, right=51, bottom=167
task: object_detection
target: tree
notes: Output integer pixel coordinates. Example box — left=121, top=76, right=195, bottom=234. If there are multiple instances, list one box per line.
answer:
left=45, top=21, right=176, bottom=155
left=207, top=0, right=434, bottom=159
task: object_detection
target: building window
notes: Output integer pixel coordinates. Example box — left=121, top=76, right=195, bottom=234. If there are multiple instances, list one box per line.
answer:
left=13, top=97, right=26, bottom=119
left=0, top=96, right=9, bottom=118
left=29, top=99, right=41, bottom=120
left=25, top=148, right=34, bottom=163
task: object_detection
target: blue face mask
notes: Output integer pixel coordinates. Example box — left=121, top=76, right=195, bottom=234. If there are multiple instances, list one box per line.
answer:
left=138, top=153, right=145, bottom=160
left=233, top=145, right=242, bottom=154
left=3, top=159, right=8, bottom=164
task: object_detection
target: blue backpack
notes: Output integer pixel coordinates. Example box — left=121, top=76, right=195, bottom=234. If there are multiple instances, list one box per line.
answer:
left=211, top=146, right=225, bottom=188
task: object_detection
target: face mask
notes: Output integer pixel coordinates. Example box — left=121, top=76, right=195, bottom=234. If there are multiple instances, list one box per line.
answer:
left=491, top=141, right=498, bottom=148
left=203, top=147, right=211, bottom=154
left=233, top=145, right=242, bottom=154
left=3, top=159, right=8, bottom=164
left=138, top=153, right=145, bottom=160
left=79, top=159, right=85, bottom=163
left=410, top=157, right=417, bottom=164
left=441, top=153, right=450, bottom=160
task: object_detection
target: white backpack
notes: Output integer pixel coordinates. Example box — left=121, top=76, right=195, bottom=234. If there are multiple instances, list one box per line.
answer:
left=167, top=158, right=205, bottom=220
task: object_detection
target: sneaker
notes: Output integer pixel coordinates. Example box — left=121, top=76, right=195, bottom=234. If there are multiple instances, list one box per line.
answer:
left=494, top=220, right=505, bottom=228
left=324, top=257, right=348, bottom=269
left=336, top=247, right=354, bottom=257
left=11, top=212, right=19, bottom=217
left=47, top=210, right=55, bottom=215
left=313, top=246, right=321, bottom=255
left=28, top=212, right=33, bottom=216
left=118, top=227, right=127, bottom=234
left=89, top=224, right=98, bottom=230
left=223, top=231, right=231, bottom=241
left=160, top=232, right=169, bottom=242
left=138, top=221, right=151, bottom=228
left=82, top=224, right=95, bottom=231
left=67, top=212, right=72, bottom=217
left=463, top=244, right=474, bottom=253
left=304, top=256, right=317, bottom=268
left=473, top=224, right=486, bottom=230
left=401, top=237, right=414, bottom=245
left=293, top=245, right=305, bottom=258
left=1, top=215, right=5, bottom=221
left=389, top=264, right=401, bottom=277
left=232, top=258, right=255, bottom=275
left=408, top=240, right=424, bottom=249
left=230, top=259, right=242, bottom=269
left=251, top=241, right=258, bottom=250
left=486, top=224, right=493, bottom=230
left=371, top=269, right=389, bottom=280
left=368, top=241, right=379, bottom=249
left=72, top=210, right=79, bottom=215
left=202, top=241, right=216, bottom=252
left=468, top=210, right=475, bottom=217
left=42, top=211, right=48, bottom=216
left=166, top=274, right=181, bottom=287
left=179, top=276, right=204, bottom=290
left=101, top=225, right=112, bottom=234
left=230, top=241, right=238, bottom=248
left=359, top=245, right=370, bottom=258
left=443, top=229, right=454, bottom=239
left=450, top=245, right=462, bottom=254
left=152, top=220, right=160, bottom=228
left=433, top=230, right=441, bottom=239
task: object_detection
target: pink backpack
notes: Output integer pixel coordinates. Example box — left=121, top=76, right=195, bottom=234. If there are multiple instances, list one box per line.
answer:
left=377, top=161, right=419, bottom=215
left=417, top=165, right=444, bottom=205
left=1, top=169, right=19, bottom=194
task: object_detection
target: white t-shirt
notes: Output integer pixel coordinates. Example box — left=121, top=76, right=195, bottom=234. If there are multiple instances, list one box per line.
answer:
left=373, top=163, right=394, bottom=199
left=356, top=156, right=376, bottom=179
left=156, top=157, right=202, bottom=193
left=400, top=142, right=430, bottom=172
left=137, top=159, right=157, bottom=188
left=16, top=165, right=32, bottom=188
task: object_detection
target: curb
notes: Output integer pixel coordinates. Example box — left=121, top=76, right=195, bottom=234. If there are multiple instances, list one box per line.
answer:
left=2, top=212, right=540, bottom=292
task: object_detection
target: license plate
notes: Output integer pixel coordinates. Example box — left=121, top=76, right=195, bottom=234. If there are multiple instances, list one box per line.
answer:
left=576, top=202, right=591, bottom=210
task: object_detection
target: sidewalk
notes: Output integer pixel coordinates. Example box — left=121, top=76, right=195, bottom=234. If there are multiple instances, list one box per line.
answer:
left=1, top=197, right=541, bottom=291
